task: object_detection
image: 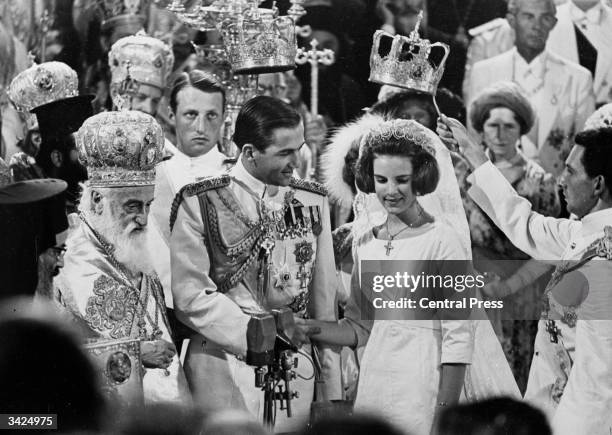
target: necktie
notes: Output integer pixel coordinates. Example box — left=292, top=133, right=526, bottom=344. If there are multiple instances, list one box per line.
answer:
left=573, top=24, right=597, bottom=78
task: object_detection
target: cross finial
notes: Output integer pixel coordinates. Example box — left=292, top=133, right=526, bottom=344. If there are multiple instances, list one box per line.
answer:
left=409, top=11, right=424, bottom=40
left=27, top=51, right=37, bottom=67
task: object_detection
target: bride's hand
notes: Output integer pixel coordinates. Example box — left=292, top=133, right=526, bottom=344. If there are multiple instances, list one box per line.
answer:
left=294, top=317, right=322, bottom=338
left=437, top=114, right=489, bottom=169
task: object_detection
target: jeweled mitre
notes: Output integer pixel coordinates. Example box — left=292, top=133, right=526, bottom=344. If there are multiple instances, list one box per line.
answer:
left=76, top=111, right=164, bottom=188
left=7, top=61, right=78, bottom=113
left=223, top=12, right=297, bottom=74
left=369, top=14, right=450, bottom=95
left=109, top=32, right=174, bottom=91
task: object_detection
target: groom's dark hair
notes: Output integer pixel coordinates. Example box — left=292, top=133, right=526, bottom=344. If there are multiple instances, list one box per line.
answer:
left=575, top=127, right=612, bottom=195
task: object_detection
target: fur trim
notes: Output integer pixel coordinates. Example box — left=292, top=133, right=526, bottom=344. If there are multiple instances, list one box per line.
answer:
left=321, top=113, right=384, bottom=208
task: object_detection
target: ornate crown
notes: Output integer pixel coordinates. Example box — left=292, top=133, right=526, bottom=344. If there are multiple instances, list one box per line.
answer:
left=7, top=61, right=79, bottom=113
left=76, top=111, right=164, bottom=188
left=369, top=12, right=449, bottom=95
left=192, top=43, right=258, bottom=110
left=223, top=11, right=297, bottom=74
left=109, top=32, right=174, bottom=109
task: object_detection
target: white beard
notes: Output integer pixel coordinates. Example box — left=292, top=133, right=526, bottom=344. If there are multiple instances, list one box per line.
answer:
left=113, top=229, right=155, bottom=276
left=87, top=213, right=155, bottom=276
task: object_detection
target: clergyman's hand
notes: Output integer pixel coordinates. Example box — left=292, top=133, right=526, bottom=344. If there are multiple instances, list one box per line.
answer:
left=437, top=114, right=488, bottom=169
left=141, top=339, right=176, bottom=369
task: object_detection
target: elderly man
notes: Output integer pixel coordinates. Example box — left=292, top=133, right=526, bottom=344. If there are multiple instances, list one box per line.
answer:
left=467, top=0, right=595, bottom=176
left=54, top=110, right=190, bottom=405
left=170, top=96, right=341, bottom=432
left=464, top=0, right=612, bottom=109
left=439, top=102, right=612, bottom=435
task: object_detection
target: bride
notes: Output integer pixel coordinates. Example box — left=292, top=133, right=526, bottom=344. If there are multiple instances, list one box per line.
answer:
left=297, top=119, right=519, bottom=434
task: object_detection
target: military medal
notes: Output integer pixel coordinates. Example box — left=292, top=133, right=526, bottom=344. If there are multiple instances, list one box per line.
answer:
left=273, top=263, right=293, bottom=292
left=310, top=206, right=322, bottom=236
left=294, top=240, right=314, bottom=264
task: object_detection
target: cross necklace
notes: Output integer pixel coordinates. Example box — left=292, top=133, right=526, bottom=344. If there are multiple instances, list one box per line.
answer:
left=384, top=207, right=425, bottom=256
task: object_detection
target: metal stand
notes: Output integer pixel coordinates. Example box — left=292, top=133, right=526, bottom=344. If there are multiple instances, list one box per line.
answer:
left=257, top=344, right=299, bottom=428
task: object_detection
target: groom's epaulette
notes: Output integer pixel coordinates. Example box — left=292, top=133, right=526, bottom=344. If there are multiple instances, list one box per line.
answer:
left=582, top=226, right=612, bottom=261
left=184, top=174, right=231, bottom=197
left=169, top=175, right=230, bottom=232
left=290, top=177, right=327, bottom=197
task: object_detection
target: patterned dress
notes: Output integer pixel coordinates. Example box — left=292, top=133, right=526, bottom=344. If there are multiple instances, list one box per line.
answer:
left=456, top=150, right=561, bottom=392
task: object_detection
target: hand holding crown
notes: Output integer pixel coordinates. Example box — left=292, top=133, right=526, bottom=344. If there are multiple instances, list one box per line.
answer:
left=436, top=114, right=488, bottom=169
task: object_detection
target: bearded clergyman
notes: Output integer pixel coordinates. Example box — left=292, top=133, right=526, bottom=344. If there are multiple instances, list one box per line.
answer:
left=54, top=110, right=190, bottom=405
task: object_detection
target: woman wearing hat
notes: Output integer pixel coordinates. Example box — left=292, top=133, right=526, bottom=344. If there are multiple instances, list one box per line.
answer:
left=457, top=81, right=561, bottom=391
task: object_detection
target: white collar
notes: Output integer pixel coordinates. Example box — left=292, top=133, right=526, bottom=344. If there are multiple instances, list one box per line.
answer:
left=570, top=1, right=603, bottom=24
left=172, top=145, right=224, bottom=165
left=230, top=158, right=268, bottom=198
left=581, top=207, right=612, bottom=236
left=513, top=47, right=547, bottom=74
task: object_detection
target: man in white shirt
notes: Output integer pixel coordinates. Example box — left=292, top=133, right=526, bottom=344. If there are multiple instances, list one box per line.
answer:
left=439, top=104, right=612, bottom=435
left=547, top=0, right=612, bottom=107
left=467, top=0, right=595, bottom=176
left=149, top=71, right=229, bottom=306
left=464, top=0, right=612, bottom=108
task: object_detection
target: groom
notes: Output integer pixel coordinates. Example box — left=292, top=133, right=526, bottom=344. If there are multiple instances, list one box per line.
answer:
left=169, top=96, right=341, bottom=431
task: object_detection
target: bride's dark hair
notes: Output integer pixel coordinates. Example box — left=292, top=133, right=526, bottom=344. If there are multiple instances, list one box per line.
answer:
left=355, top=136, right=439, bottom=195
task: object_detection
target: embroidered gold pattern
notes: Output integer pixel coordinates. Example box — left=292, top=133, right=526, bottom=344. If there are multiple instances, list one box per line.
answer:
left=85, top=275, right=139, bottom=339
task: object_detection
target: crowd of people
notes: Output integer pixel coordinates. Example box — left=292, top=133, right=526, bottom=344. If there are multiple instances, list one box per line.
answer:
left=1, top=0, right=612, bottom=434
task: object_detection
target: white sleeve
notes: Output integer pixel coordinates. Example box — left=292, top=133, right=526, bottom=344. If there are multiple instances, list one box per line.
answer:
left=170, top=194, right=250, bottom=357
left=467, top=161, right=576, bottom=261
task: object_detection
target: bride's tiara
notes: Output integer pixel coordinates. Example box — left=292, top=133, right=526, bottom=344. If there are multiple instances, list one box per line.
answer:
left=361, top=119, right=436, bottom=155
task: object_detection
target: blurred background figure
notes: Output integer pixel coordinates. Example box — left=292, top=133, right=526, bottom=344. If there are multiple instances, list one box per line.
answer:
left=434, top=397, right=552, bottom=435
left=119, top=403, right=207, bottom=435
left=547, top=0, right=612, bottom=108
left=200, top=410, right=270, bottom=435
left=0, top=298, right=107, bottom=434
left=464, top=0, right=612, bottom=109
left=301, top=414, right=404, bottom=435
left=0, top=157, right=68, bottom=300
left=466, top=0, right=595, bottom=177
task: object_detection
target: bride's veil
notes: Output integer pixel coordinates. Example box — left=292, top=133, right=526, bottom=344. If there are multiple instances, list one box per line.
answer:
left=351, top=119, right=471, bottom=261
